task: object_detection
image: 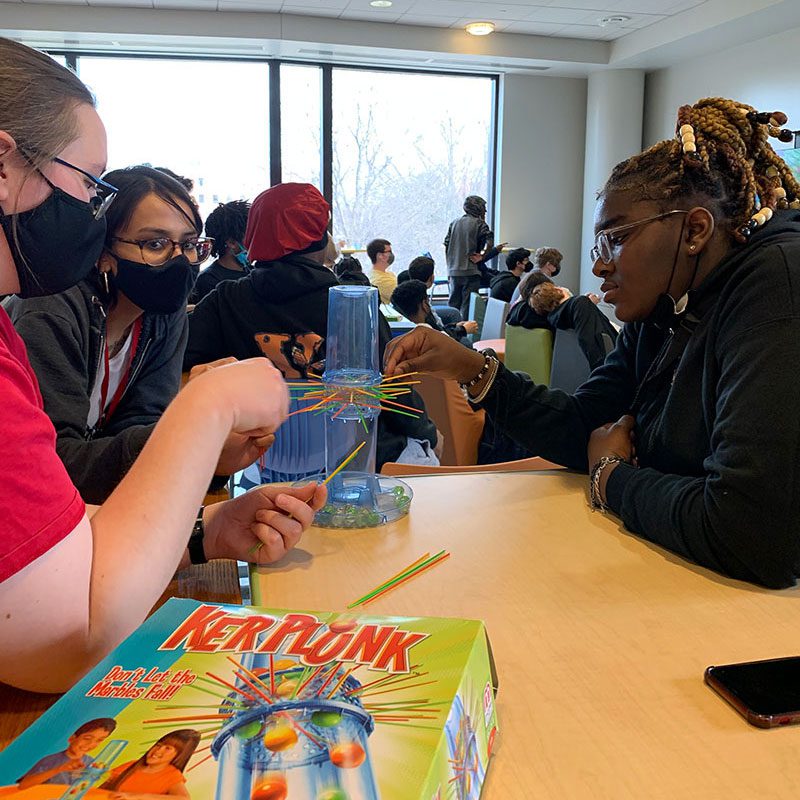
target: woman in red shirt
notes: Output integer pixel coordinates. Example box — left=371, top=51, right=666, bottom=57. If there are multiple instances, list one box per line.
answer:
left=0, top=38, right=326, bottom=693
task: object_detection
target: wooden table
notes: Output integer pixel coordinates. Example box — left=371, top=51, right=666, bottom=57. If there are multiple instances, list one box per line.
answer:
left=473, top=337, right=506, bottom=361
left=0, top=560, right=241, bottom=751
left=249, top=472, right=800, bottom=799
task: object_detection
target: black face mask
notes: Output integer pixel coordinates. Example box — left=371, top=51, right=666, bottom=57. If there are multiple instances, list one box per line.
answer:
left=0, top=187, right=106, bottom=298
left=112, top=254, right=197, bottom=314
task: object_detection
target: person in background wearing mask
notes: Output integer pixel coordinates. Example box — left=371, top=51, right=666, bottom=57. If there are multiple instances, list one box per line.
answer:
left=188, top=199, right=250, bottom=305
left=366, top=238, right=396, bottom=303
left=9, top=166, right=268, bottom=503
left=406, top=256, right=477, bottom=340
left=0, top=39, right=325, bottom=694
left=490, top=247, right=532, bottom=302
left=444, top=195, right=494, bottom=320
left=390, top=279, right=474, bottom=347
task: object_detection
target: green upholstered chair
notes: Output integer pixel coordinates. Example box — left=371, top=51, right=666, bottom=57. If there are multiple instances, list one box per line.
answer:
left=504, top=324, right=554, bottom=385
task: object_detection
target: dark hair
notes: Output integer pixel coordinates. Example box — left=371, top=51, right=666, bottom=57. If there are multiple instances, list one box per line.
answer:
left=102, top=165, right=203, bottom=242
left=73, top=718, right=117, bottom=738
left=205, top=200, right=250, bottom=258
left=505, top=247, right=531, bottom=271
left=519, top=270, right=553, bottom=304
left=391, top=279, right=428, bottom=321
left=333, top=255, right=363, bottom=278
left=396, top=269, right=411, bottom=284
left=337, top=270, right=370, bottom=287
left=366, top=238, right=391, bottom=264
left=533, top=247, right=562, bottom=275
left=408, top=256, right=435, bottom=284
left=154, top=167, right=194, bottom=194
left=100, top=729, right=200, bottom=792
left=601, top=97, right=800, bottom=243
left=463, top=195, right=486, bottom=217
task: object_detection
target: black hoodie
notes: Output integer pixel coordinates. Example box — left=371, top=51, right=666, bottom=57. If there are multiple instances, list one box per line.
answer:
left=185, top=254, right=436, bottom=466
left=6, top=274, right=187, bottom=503
left=474, top=211, right=800, bottom=588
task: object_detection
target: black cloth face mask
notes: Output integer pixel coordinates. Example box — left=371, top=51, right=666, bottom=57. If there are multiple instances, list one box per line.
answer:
left=0, top=187, right=106, bottom=298
left=111, top=254, right=198, bottom=314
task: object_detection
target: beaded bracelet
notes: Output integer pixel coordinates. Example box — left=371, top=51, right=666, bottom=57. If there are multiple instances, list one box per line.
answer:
left=459, top=350, right=499, bottom=404
left=589, top=455, right=627, bottom=512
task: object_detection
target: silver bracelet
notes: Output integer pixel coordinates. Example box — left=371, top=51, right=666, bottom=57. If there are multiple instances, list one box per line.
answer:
left=589, top=455, right=627, bottom=511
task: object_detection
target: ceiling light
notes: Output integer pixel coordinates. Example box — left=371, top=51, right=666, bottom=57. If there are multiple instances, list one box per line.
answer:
left=370, top=1, right=393, bottom=7
left=598, top=15, right=630, bottom=27
left=465, top=21, right=496, bottom=36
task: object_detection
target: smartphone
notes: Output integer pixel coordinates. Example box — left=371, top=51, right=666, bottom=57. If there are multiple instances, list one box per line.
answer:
left=705, top=656, right=800, bottom=728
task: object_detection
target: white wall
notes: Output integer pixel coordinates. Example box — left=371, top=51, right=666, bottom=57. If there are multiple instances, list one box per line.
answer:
left=580, top=70, right=644, bottom=294
left=497, top=73, right=587, bottom=293
left=644, top=25, right=800, bottom=148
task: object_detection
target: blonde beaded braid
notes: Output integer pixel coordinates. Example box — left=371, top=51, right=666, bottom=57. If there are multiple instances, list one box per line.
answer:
left=602, top=97, right=800, bottom=244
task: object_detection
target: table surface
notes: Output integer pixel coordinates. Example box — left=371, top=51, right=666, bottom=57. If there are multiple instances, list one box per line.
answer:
left=0, top=559, right=241, bottom=751
left=248, top=471, right=800, bottom=799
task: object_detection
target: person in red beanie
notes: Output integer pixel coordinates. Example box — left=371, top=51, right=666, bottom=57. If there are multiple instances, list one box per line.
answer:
left=184, top=183, right=437, bottom=470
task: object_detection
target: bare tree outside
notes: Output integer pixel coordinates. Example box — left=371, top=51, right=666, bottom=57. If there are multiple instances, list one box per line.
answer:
left=331, top=69, right=493, bottom=278
left=79, top=57, right=493, bottom=282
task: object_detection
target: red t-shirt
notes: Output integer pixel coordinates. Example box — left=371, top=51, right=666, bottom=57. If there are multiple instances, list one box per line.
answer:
left=0, top=307, right=85, bottom=582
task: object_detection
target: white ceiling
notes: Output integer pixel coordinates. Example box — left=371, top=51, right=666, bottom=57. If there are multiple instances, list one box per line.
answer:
left=2, top=0, right=800, bottom=77
left=0, top=0, right=709, bottom=41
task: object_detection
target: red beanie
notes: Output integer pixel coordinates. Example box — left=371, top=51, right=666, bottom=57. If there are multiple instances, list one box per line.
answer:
left=244, top=182, right=330, bottom=262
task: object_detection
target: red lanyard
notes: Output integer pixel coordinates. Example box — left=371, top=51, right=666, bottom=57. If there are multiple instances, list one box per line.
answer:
left=99, top=317, right=143, bottom=426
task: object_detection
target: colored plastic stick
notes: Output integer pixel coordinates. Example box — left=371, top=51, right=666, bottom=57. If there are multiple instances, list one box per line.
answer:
left=362, top=553, right=450, bottom=606
left=348, top=550, right=445, bottom=607
left=323, top=441, right=366, bottom=485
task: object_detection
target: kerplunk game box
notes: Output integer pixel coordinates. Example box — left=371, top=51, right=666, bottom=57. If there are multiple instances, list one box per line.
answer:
left=0, top=599, right=498, bottom=799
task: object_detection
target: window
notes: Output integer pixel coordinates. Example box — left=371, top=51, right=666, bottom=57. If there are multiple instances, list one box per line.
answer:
left=280, top=64, right=322, bottom=189
left=77, top=57, right=270, bottom=225
left=331, top=68, right=494, bottom=278
left=70, top=53, right=497, bottom=273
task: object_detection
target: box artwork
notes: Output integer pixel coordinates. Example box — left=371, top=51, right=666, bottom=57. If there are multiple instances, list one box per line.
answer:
left=0, top=599, right=498, bottom=800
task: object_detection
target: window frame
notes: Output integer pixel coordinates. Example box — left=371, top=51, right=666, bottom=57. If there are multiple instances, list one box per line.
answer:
left=49, top=50, right=499, bottom=233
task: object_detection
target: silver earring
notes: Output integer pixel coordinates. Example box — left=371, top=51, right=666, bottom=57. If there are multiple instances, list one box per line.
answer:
left=101, top=270, right=110, bottom=294
left=689, top=245, right=696, bottom=252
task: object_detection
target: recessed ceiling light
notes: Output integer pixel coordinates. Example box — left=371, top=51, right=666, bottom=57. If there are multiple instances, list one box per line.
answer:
left=465, top=21, right=496, bottom=36
left=598, top=15, right=631, bottom=27
left=370, top=0, right=393, bottom=7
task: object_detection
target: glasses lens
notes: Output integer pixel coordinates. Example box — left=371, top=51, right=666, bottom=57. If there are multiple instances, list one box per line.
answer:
left=92, top=192, right=116, bottom=221
left=180, top=239, right=212, bottom=265
left=141, top=238, right=174, bottom=267
left=600, top=234, right=615, bottom=264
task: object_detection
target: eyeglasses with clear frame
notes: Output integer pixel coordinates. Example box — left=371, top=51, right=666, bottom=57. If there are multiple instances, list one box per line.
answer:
left=18, top=147, right=118, bottom=220
left=590, top=210, right=688, bottom=265
left=111, top=236, right=214, bottom=267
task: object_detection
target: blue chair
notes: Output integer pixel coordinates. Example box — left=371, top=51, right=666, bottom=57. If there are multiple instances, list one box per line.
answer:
left=480, top=298, right=510, bottom=340
left=231, top=390, right=327, bottom=496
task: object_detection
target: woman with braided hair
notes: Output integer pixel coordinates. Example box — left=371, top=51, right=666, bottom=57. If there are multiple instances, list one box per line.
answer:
left=385, top=96, right=800, bottom=588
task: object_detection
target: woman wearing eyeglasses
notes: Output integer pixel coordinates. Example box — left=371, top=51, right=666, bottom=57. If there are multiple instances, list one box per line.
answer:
left=386, top=97, right=800, bottom=590
left=0, top=38, right=325, bottom=692
left=7, top=165, right=223, bottom=503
